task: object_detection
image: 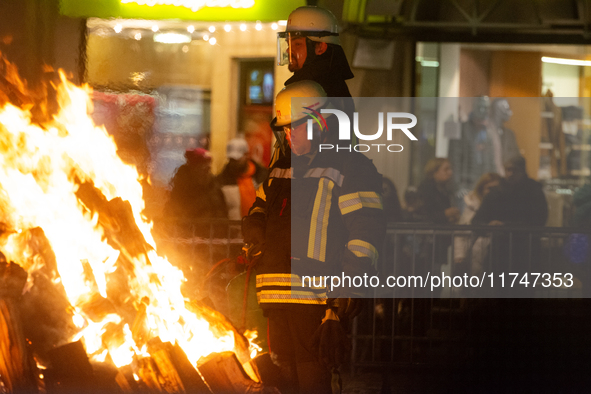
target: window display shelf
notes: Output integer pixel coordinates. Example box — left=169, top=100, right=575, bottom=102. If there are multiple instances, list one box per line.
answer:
left=539, top=142, right=553, bottom=149
left=541, top=111, right=554, bottom=119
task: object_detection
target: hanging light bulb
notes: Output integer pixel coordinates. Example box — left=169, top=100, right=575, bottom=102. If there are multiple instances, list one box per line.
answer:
left=154, top=33, right=192, bottom=44
left=240, top=24, right=247, bottom=31
left=224, top=24, right=231, bottom=32
left=187, top=25, right=195, bottom=33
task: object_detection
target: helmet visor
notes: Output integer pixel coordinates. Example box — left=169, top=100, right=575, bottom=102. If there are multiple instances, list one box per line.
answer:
left=276, top=33, right=289, bottom=66
left=276, top=31, right=338, bottom=66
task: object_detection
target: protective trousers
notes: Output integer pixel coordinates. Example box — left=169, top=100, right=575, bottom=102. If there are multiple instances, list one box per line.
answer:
left=266, top=305, right=332, bottom=394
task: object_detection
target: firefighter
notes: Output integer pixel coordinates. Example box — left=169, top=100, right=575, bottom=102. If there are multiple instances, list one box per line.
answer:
left=274, top=6, right=355, bottom=156
left=242, top=81, right=385, bottom=393
left=278, top=5, right=353, bottom=98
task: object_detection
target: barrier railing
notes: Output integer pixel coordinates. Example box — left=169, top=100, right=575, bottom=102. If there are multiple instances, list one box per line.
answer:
left=153, top=219, right=591, bottom=371
left=350, top=223, right=591, bottom=371
left=155, top=218, right=243, bottom=260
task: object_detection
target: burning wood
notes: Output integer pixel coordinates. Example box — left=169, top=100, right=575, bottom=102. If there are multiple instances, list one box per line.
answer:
left=0, top=299, right=38, bottom=394
left=74, top=180, right=152, bottom=265
left=0, top=56, right=271, bottom=393
left=0, top=255, right=37, bottom=393
left=0, top=256, right=26, bottom=298
left=6, top=228, right=77, bottom=360
left=44, top=341, right=94, bottom=393
left=146, top=338, right=210, bottom=393
left=198, top=352, right=278, bottom=394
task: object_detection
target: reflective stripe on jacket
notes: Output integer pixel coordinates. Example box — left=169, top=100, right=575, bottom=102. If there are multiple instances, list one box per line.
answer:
left=247, top=147, right=386, bottom=307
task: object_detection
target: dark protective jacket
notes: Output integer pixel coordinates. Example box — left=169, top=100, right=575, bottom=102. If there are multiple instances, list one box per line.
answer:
left=285, top=44, right=354, bottom=98
left=246, top=146, right=385, bottom=309
left=284, top=44, right=356, bottom=147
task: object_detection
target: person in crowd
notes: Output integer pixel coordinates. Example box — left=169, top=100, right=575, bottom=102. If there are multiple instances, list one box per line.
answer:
left=471, top=156, right=548, bottom=270
left=242, top=81, right=385, bottom=393
left=471, top=156, right=548, bottom=227
left=564, top=181, right=591, bottom=265
left=416, top=158, right=460, bottom=224
left=382, top=177, right=403, bottom=223
left=453, top=172, right=502, bottom=274
left=573, top=182, right=591, bottom=230
left=197, top=132, right=210, bottom=150
left=162, top=148, right=227, bottom=296
left=413, top=158, right=459, bottom=299
left=400, top=186, right=424, bottom=222
left=218, top=137, right=268, bottom=221
left=164, top=148, right=227, bottom=225
left=457, top=172, right=502, bottom=227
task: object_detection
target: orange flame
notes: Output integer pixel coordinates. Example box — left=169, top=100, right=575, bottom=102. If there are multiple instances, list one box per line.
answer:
left=0, top=63, right=256, bottom=369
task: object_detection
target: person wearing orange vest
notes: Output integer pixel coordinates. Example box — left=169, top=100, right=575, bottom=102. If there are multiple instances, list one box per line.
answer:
left=218, top=138, right=268, bottom=220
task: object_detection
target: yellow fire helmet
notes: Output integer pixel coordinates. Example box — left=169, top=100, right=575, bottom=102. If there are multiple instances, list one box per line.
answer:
left=271, top=80, right=328, bottom=129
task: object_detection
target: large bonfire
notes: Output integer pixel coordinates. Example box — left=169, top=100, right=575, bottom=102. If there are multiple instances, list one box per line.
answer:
left=0, top=57, right=259, bottom=392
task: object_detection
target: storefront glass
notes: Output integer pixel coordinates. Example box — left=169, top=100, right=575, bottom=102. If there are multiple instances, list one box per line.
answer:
left=85, top=17, right=289, bottom=216
left=414, top=42, right=591, bottom=226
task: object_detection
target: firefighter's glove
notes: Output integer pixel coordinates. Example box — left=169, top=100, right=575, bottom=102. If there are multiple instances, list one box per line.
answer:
left=327, top=298, right=364, bottom=322
left=241, top=242, right=263, bottom=261
left=241, top=214, right=266, bottom=259
left=311, top=309, right=351, bottom=369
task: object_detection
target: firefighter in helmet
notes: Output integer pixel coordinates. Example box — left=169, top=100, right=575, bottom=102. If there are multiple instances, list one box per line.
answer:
left=278, top=6, right=353, bottom=98
left=242, top=80, right=385, bottom=393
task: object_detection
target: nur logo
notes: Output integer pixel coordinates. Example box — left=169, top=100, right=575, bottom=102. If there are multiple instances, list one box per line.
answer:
left=303, top=106, right=328, bottom=139
left=305, top=108, right=418, bottom=153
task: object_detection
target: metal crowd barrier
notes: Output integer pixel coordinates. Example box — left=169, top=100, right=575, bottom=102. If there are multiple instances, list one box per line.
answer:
left=154, top=218, right=244, bottom=262
left=350, top=223, right=591, bottom=373
left=153, top=218, right=244, bottom=300
left=154, top=219, right=591, bottom=372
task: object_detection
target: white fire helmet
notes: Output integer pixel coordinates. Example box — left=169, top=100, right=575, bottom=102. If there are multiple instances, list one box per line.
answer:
left=277, top=6, right=340, bottom=66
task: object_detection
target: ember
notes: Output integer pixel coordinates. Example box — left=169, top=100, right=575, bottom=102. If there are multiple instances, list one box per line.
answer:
left=0, top=56, right=262, bottom=393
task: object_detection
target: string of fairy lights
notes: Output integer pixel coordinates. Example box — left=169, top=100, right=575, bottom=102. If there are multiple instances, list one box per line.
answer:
left=93, top=19, right=287, bottom=46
